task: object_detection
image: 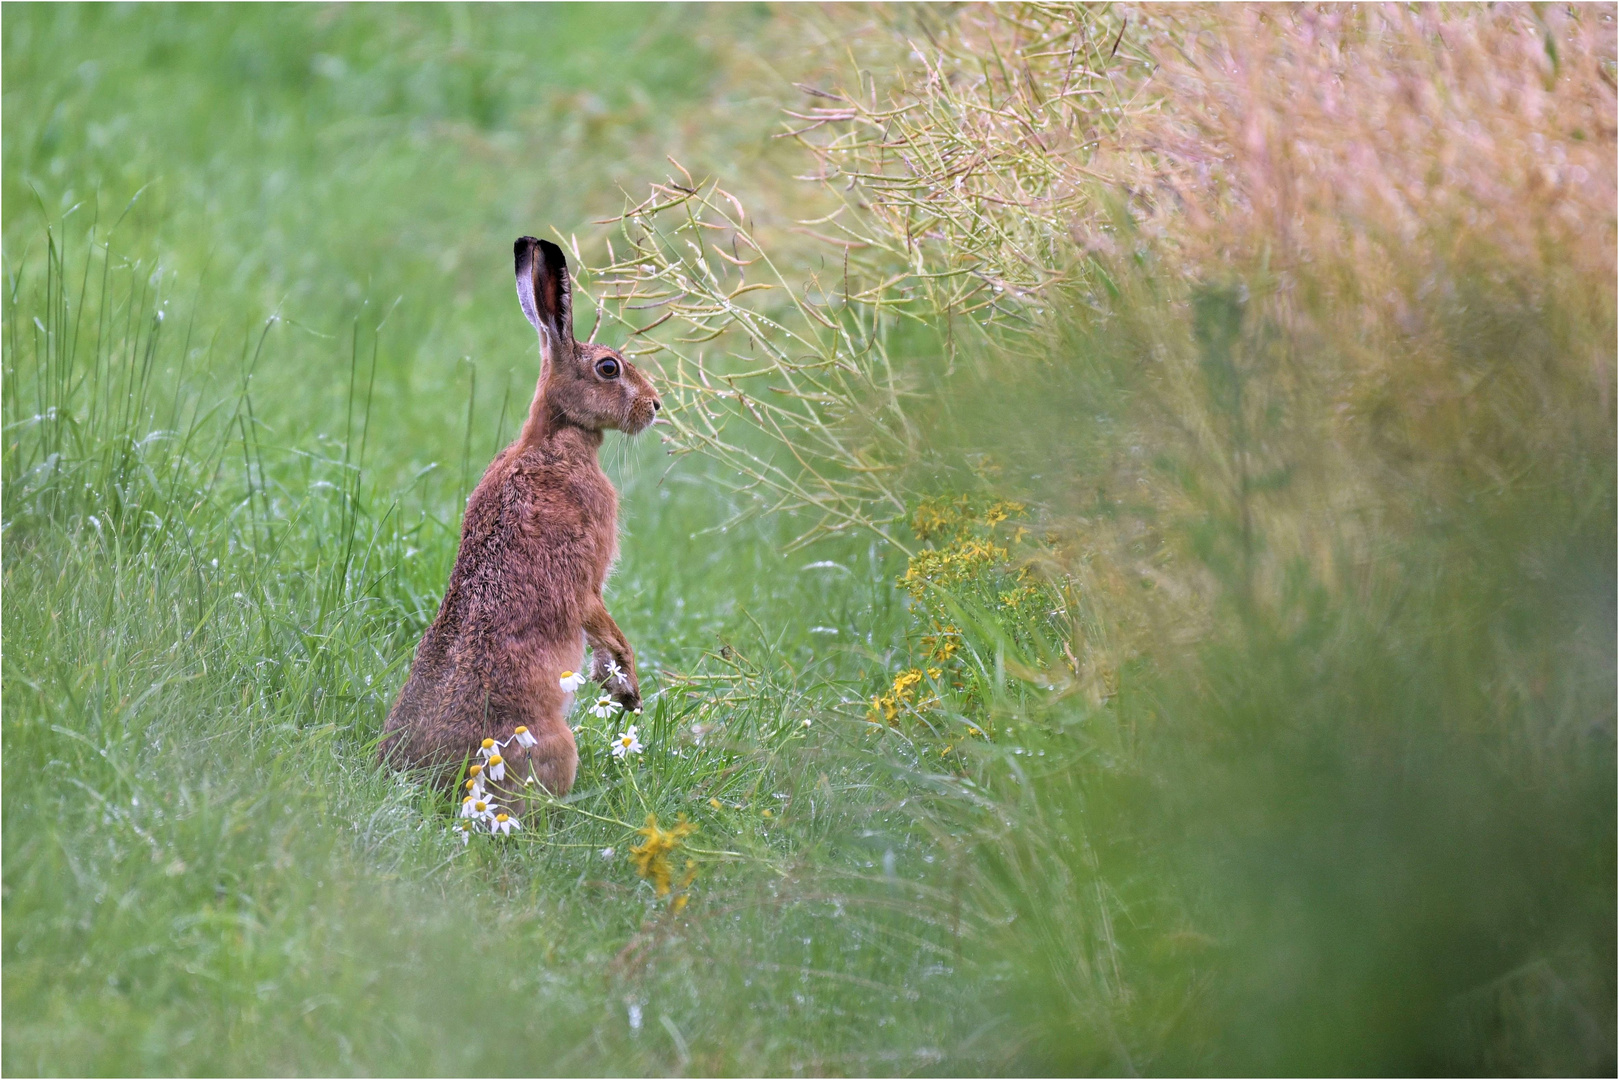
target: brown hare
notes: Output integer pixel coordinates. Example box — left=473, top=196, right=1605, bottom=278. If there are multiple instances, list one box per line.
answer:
left=378, top=236, right=660, bottom=799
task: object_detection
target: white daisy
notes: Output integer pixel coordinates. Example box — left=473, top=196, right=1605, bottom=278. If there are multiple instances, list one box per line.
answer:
left=485, top=753, right=506, bottom=783
left=491, top=812, right=520, bottom=836
left=589, top=694, right=620, bottom=720
left=600, top=657, right=625, bottom=686
left=460, top=795, right=498, bottom=823
left=512, top=725, right=538, bottom=749
left=610, top=725, right=643, bottom=759
left=559, top=669, right=587, bottom=693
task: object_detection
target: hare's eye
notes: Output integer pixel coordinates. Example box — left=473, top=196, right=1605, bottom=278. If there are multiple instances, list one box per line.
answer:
left=595, top=357, right=621, bottom=380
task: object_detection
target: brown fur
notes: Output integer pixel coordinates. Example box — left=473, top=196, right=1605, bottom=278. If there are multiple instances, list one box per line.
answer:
left=378, top=237, right=660, bottom=799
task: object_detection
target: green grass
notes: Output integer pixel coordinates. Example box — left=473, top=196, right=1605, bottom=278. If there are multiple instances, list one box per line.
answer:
left=4, top=5, right=1614, bottom=1076
left=2, top=9, right=969, bottom=1072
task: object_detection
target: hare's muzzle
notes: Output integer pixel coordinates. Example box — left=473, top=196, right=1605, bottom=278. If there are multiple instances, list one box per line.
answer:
left=626, top=396, right=659, bottom=434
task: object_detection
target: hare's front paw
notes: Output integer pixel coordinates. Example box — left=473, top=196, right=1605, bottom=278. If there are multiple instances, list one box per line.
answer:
left=590, top=650, right=622, bottom=687
left=590, top=652, right=640, bottom=712
left=589, top=652, right=636, bottom=706
left=614, top=678, right=641, bottom=714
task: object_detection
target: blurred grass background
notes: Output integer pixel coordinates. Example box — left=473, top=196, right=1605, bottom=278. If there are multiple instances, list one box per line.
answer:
left=4, top=3, right=1614, bottom=1076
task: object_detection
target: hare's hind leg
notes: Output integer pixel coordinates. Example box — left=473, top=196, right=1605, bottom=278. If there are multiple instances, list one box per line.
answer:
left=506, top=721, right=578, bottom=801
left=498, top=659, right=579, bottom=804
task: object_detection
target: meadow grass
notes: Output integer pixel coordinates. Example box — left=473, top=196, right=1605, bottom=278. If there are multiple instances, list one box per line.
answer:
left=5, top=4, right=1615, bottom=1076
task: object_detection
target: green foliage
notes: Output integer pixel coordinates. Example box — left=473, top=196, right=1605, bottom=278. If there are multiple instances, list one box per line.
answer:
left=5, top=5, right=1614, bottom=1077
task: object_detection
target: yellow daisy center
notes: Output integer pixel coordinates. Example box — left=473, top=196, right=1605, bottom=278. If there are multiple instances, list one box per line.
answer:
left=481, top=738, right=495, bottom=750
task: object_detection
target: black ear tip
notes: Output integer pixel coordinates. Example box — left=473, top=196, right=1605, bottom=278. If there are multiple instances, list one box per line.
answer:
left=536, top=238, right=568, bottom=269
left=514, top=236, right=539, bottom=273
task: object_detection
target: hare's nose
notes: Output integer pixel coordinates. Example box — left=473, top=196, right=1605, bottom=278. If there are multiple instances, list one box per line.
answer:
left=652, top=398, right=662, bottom=412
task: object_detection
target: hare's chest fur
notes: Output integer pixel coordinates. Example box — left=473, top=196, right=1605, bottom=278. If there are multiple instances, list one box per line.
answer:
left=509, top=449, right=619, bottom=572
left=444, top=439, right=619, bottom=635
left=482, top=437, right=615, bottom=586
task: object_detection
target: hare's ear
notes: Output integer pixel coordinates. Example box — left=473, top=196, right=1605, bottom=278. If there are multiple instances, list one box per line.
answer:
left=514, top=236, right=573, bottom=361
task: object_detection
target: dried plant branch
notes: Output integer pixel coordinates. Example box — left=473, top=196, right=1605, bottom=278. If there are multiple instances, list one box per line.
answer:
left=580, top=2, right=1614, bottom=559
left=582, top=5, right=1149, bottom=549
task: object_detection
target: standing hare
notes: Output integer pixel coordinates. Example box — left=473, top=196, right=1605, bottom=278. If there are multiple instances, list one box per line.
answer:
left=379, top=236, right=659, bottom=799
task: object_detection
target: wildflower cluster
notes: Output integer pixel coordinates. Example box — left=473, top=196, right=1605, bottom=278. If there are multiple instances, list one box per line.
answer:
left=910, top=495, right=976, bottom=543
left=898, top=538, right=1010, bottom=599
left=562, top=665, right=645, bottom=761
left=455, top=727, right=539, bottom=843
left=869, top=667, right=934, bottom=725
left=868, top=624, right=969, bottom=724
left=872, top=494, right=1049, bottom=728
left=997, top=579, right=1044, bottom=613
left=910, top=495, right=1025, bottom=544
left=629, top=813, right=698, bottom=910
left=919, top=624, right=961, bottom=667
left=898, top=495, right=1029, bottom=600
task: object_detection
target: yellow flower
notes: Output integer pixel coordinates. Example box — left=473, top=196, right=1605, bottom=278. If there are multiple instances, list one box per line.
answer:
left=629, top=814, right=696, bottom=897
left=910, top=495, right=974, bottom=542
left=898, top=538, right=1009, bottom=598
left=867, top=668, right=938, bottom=725
left=921, top=625, right=962, bottom=664
left=998, top=583, right=1043, bottom=611
left=910, top=494, right=1024, bottom=541
left=670, top=861, right=698, bottom=912
left=981, top=499, right=1025, bottom=527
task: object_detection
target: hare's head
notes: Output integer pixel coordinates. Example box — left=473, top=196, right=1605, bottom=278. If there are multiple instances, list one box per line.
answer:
left=515, top=236, right=661, bottom=435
